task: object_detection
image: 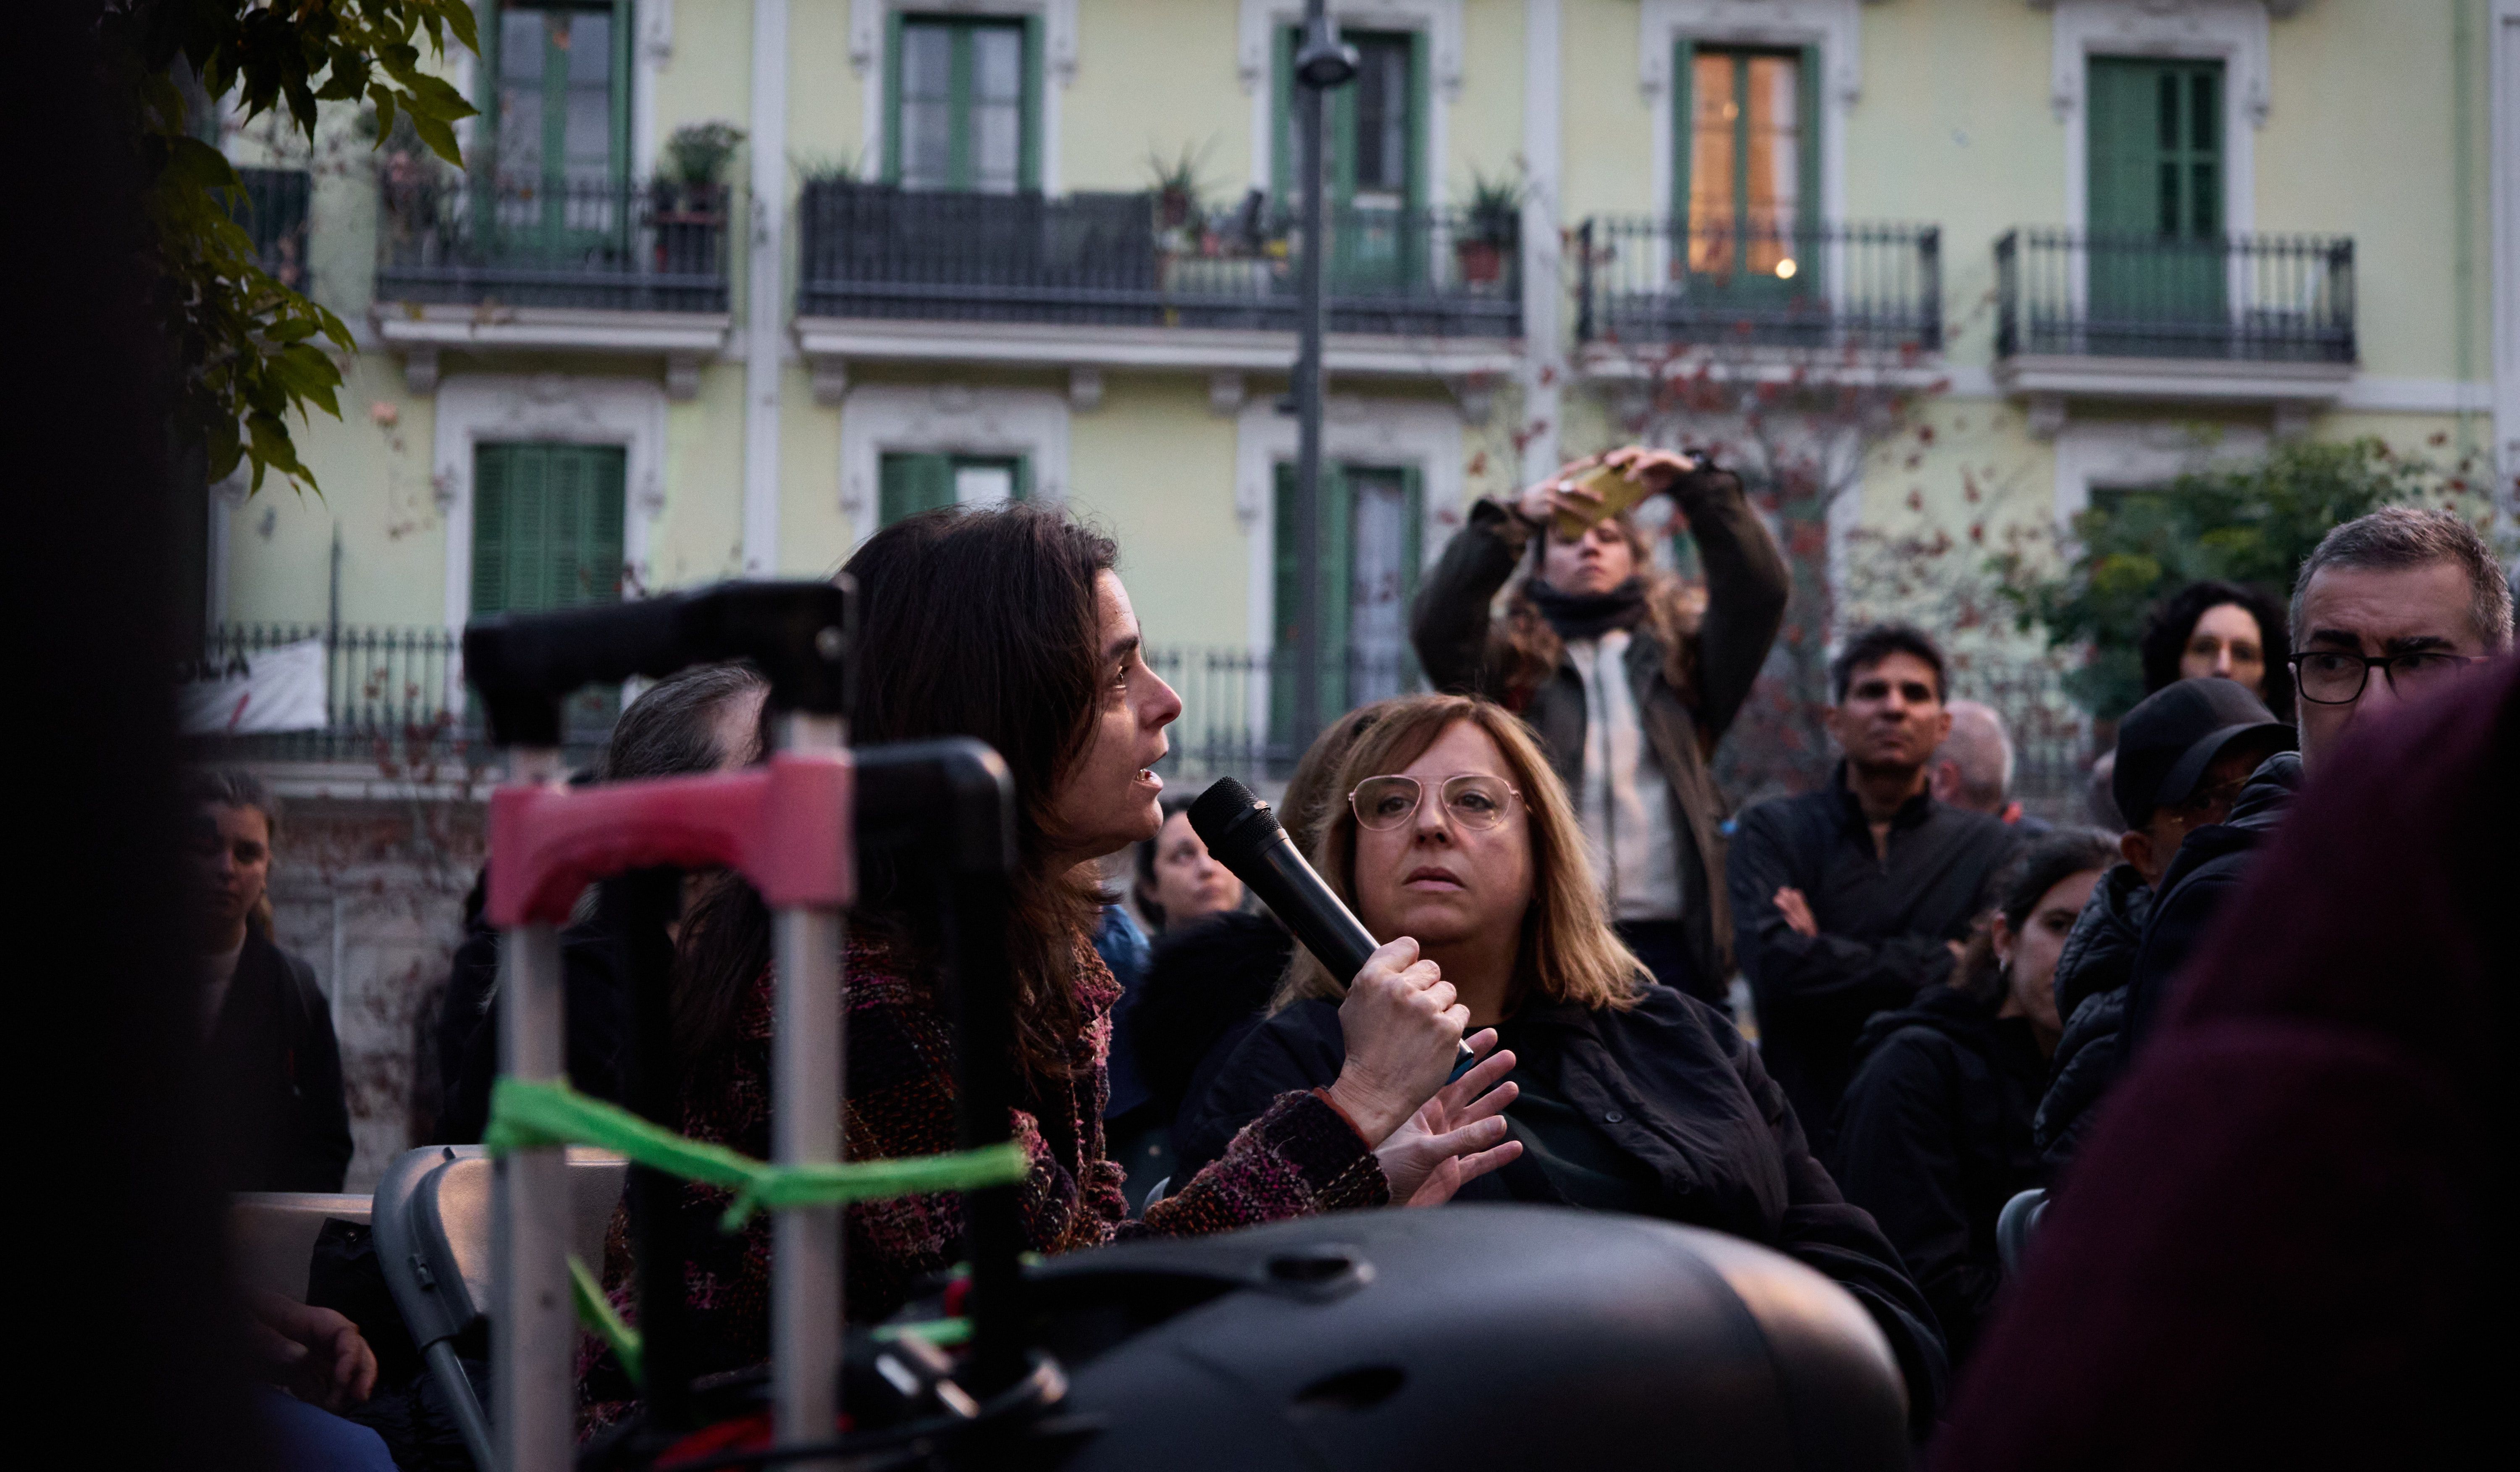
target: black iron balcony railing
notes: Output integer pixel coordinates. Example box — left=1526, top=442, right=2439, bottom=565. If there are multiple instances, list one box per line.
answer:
left=375, top=177, right=733, bottom=313
left=797, top=182, right=1522, bottom=338
left=186, top=624, right=614, bottom=766
left=1994, top=228, right=2355, bottom=362
left=232, top=166, right=312, bottom=288
left=1576, top=218, right=1942, bottom=354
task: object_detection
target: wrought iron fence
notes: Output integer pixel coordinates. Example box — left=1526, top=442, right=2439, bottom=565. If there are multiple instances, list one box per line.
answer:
left=375, top=176, right=734, bottom=313
left=1994, top=228, right=2355, bottom=362
left=1576, top=218, right=1942, bottom=354
left=1945, top=654, right=2099, bottom=823
left=186, top=625, right=614, bottom=769
left=797, top=183, right=1522, bottom=338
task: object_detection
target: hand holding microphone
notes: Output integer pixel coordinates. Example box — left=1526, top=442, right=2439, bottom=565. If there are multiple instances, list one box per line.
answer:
left=1189, top=779, right=1473, bottom=1144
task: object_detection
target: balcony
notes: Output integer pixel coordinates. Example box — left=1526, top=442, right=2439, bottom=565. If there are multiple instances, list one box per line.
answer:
left=371, top=178, right=735, bottom=394
left=186, top=624, right=612, bottom=774
left=1575, top=218, right=1942, bottom=379
left=1992, top=228, right=2356, bottom=425
left=793, top=183, right=1522, bottom=387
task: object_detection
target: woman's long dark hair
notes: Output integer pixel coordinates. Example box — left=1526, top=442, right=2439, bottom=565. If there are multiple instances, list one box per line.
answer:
left=674, top=503, right=1120, bottom=1087
left=2138, top=578, right=2294, bottom=714
left=1953, top=829, right=2118, bottom=1005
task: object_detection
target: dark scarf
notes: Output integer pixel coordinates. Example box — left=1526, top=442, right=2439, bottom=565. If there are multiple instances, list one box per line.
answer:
left=1528, top=576, right=1648, bottom=642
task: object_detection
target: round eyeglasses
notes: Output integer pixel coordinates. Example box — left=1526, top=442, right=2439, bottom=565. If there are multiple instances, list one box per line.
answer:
left=1348, top=773, right=1522, bottom=832
left=2288, top=650, right=2489, bottom=706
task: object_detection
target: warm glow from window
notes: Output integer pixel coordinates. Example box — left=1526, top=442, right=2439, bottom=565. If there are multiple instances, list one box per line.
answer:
left=1774, top=257, right=1798, bottom=279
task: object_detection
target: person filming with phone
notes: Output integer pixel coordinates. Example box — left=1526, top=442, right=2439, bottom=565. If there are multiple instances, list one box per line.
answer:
left=1410, top=446, right=1789, bottom=1004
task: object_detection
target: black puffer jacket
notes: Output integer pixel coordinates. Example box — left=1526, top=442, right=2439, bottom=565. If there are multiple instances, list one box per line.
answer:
left=2122, top=752, right=2302, bottom=1052
left=1120, top=910, right=1293, bottom=1138
left=1830, top=986, right=2048, bottom=1368
left=2031, top=863, right=2152, bottom=1172
left=1180, top=985, right=1949, bottom=1433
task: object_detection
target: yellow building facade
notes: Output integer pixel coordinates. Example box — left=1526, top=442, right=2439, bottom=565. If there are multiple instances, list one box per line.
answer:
left=216, top=0, right=2517, bottom=770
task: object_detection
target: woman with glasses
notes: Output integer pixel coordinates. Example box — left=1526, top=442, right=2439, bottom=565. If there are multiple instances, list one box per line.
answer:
left=1176, top=693, right=1947, bottom=1430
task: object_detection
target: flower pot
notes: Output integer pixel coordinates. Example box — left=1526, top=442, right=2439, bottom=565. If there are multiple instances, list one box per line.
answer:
left=1456, top=238, right=1507, bottom=285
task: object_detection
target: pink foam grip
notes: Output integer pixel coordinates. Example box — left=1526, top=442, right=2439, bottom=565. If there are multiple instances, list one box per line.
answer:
left=487, top=750, right=854, bottom=927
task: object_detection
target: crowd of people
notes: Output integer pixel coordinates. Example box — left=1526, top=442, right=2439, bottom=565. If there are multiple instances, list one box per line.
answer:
left=192, top=446, right=2516, bottom=1464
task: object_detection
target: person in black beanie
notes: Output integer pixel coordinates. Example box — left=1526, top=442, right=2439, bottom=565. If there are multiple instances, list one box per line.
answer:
left=1409, top=445, right=1789, bottom=1002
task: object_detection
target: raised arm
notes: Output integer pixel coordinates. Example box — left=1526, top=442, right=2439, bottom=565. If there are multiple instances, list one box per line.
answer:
left=1726, top=803, right=1958, bottom=1031
left=1664, top=463, right=1789, bottom=743
left=1410, top=498, right=1531, bottom=698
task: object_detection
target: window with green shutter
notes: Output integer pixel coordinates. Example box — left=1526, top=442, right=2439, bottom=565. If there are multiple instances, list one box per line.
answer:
left=2087, top=56, right=2226, bottom=344
left=886, top=14, right=1041, bottom=193
left=1271, top=27, right=1428, bottom=295
left=472, top=440, right=628, bottom=725
left=483, top=3, right=631, bottom=194
left=1673, top=42, right=1819, bottom=296
left=877, top=452, right=1030, bottom=527
left=1270, top=462, right=1423, bottom=746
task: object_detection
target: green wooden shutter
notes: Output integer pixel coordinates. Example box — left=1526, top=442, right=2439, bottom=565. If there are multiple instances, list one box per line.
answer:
left=879, top=452, right=955, bottom=525
left=2087, top=59, right=2158, bottom=236
left=1272, top=26, right=1296, bottom=205
left=1320, top=463, right=1355, bottom=716
left=472, top=446, right=513, bottom=615
left=883, top=9, right=906, bottom=182
left=2088, top=56, right=2226, bottom=344
left=609, top=0, right=632, bottom=187
left=1405, top=32, right=1429, bottom=213
left=1796, top=42, right=1822, bottom=287
left=1270, top=462, right=1357, bottom=741
left=1009, top=455, right=1033, bottom=503
left=1019, top=16, right=1043, bottom=191
left=1672, top=37, right=1695, bottom=231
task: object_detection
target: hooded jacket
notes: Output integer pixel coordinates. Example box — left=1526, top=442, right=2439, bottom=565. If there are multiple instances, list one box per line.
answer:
left=2031, top=863, right=2153, bottom=1171
left=1409, top=470, right=1790, bottom=994
left=2121, top=752, right=2302, bottom=1052
left=1831, top=986, right=2048, bottom=1368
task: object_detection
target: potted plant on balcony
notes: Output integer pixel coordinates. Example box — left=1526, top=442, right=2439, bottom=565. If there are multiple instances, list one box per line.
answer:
left=1457, top=168, right=1523, bottom=286
left=1147, top=141, right=1213, bottom=234
left=653, top=121, right=745, bottom=274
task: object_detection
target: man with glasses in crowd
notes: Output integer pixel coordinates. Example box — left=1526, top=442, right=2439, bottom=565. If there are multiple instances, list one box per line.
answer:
left=2119, top=506, right=2515, bottom=1050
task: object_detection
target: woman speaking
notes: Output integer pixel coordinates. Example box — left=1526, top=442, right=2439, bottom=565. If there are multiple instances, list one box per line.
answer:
left=585, top=506, right=1516, bottom=1412
left=1176, top=693, right=1947, bottom=1427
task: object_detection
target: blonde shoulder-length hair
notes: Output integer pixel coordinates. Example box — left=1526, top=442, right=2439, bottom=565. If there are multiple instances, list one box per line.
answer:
left=1274, top=693, right=1646, bottom=1013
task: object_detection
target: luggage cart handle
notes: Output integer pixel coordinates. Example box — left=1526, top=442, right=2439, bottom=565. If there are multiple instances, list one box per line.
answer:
left=465, top=580, right=851, bottom=746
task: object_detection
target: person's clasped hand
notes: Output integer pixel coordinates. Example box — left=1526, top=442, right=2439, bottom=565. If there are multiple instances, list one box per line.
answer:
left=1375, top=1031, right=1522, bottom=1206
left=1326, top=937, right=1525, bottom=1204
left=252, top=1292, right=379, bottom=1412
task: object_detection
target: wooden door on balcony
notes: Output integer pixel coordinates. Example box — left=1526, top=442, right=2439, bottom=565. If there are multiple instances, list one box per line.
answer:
left=471, top=441, right=627, bottom=726
left=1273, top=28, right=1427, bottom=297
left=1674, top=43, right=1821, bottom=326
left=484, top=3, right=632, bottom=271
left=1270, top=463, right=1423, bottom=749
left=886, top=14, right=1040, bottom=194
left=2087, top=57, right=2226, bottom=354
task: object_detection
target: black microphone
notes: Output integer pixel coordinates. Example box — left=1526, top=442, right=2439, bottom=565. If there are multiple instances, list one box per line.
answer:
left=1188, top=777, right=1378, bottom=985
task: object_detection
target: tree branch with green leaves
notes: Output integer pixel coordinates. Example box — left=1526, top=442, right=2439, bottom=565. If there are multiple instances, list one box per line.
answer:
left=122, top=0, right=479, bottom=495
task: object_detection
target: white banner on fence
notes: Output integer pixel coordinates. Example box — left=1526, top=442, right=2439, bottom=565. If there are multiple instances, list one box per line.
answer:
left=179, top=638, right=329, bottom=734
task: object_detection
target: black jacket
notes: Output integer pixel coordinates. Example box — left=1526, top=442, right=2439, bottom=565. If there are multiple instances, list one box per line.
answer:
left=204, top=929, right=354, bottom=1192
left=1727, top=773, right=2019, bottom=1134
left=1121, top=911, right=1293, bottom=1134
left=2031, top=863, right=2153, bottom=1172
left=1179, top=985, right=1949, bottom=1431
left=2123, top=752, right=2301, bottom=1053
left=1830, top=986, right=2048, bottom=1368
left=439, top=875, right=673, bottom=1143
left=1409, top=474, right=1790, bottom=992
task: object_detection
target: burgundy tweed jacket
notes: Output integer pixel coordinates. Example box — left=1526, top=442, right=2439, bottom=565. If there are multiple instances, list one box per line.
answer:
left=582, top=928, right=1386, bottom=1417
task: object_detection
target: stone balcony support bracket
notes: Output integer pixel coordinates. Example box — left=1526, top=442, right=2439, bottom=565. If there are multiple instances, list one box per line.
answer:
left=373, top=304, right=734, bottom=399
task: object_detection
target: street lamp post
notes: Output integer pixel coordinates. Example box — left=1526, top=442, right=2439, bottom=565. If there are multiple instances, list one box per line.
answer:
left=1289, top=0, right=1355, bottom=750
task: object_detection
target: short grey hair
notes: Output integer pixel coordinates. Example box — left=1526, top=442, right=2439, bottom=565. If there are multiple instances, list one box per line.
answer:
left=1934, top=700, right=2015, bottom=811
left=2291, top=506, right=2515, bottom=653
